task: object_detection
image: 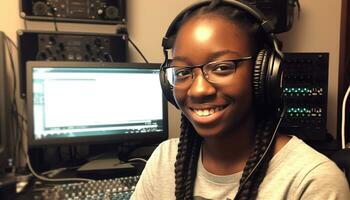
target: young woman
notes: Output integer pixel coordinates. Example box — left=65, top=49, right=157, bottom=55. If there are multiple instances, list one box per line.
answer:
left=131, top=1, right=350, bottom=199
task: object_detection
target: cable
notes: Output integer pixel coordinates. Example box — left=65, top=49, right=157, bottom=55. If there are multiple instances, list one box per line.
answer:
left=128, top=158, right=147, bottom=164
left=20, top=130, right=94, bottom=182
left=24, top=19, right=28, bottom=30
left=4, top=34, right=91, bottom=181
left=4, top=36, right=17, bottom=98
left=234, top=108, right=286, bottom=199
left=341, top=85, right=350, bottom=149
left=116, top=26, right=149, bottom=63
left=53, top=19, right=58, bottom=32
left=295, top=0, right=301, bottom=20
left=127, top=37, right=149, bottom=63
left=41, top=165, right=80, bottom=178
left=25, top=150, right=94, bottom=182
left=51, top=7, right=59, bottom=32
left=5, top=35, right=17, bottom=49
left=4, top=35, right=22, bottom=168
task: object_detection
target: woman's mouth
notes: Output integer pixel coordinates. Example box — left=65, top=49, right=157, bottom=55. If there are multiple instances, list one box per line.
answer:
left=188, top=105, right=228, bottom=124
left=191, top=106, right=226, bottom=117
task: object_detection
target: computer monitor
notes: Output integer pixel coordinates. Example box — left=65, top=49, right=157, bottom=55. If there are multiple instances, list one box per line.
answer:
left=26, top=61, right=168, bottom=147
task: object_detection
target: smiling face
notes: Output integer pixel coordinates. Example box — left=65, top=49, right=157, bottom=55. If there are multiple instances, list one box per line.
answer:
left=172, top=14, right=255, bottom=138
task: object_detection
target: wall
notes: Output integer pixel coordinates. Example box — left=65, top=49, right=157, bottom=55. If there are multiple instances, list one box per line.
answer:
left=0, top=0, right=343, bottom=139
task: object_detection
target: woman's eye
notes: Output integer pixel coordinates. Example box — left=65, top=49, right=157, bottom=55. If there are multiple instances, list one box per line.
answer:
left=175, top=68, right=192, bottom=78
left=211, top=63, right=236, bottom=73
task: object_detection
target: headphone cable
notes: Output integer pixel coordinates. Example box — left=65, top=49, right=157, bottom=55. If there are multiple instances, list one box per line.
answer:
left=234, top=107, right=286, bottom=199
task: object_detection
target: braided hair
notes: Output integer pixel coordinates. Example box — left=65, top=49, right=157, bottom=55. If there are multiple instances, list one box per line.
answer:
left=172, top=1, right=279, bottom=199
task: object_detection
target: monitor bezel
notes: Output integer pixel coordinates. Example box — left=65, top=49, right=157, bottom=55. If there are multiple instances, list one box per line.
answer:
left=26, top=61, right=168, bottom=146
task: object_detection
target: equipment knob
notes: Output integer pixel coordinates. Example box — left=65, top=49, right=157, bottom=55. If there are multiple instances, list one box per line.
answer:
left=105, top=6, right=119, bottom=19
left=33, top=2, right=49, bottom=16
left=97, top=8, right=104, bottom=15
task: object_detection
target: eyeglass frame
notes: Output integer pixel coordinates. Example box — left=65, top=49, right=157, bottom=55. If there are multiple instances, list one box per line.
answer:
left=162, top=56, right=254, bottom=88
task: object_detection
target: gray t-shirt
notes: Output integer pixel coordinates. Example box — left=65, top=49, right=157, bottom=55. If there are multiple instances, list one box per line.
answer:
left=131, top=136, right=350, bottom=200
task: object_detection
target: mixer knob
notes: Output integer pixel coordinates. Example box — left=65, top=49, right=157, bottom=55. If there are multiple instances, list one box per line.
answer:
left=32, top=2, right=49, bottom=16
left=105, top=6, right=119, bottom=19
left=97, top=8, right=104, bottom=15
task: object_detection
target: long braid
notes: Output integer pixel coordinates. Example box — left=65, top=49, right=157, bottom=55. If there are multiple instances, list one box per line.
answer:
left=236, top=119, right=276, bottom=200
left=174, top=114, right=202, bottom=200
left=184, top=129, right=202, bottom=199
left=239, top=121, right=264, bottom=186
left=249, top=120, right=276, bottom=198
left=174, top=114, right=192, bottom=199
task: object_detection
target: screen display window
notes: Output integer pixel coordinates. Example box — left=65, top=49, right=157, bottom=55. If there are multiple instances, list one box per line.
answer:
left=31, top=67, right=164, bottom=141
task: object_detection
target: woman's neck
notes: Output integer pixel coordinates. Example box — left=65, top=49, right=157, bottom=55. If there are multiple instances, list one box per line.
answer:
left=201, top=115, right=255, bottom=175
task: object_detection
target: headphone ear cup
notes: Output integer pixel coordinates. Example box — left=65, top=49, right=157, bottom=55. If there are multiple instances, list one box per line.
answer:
left=253, top=49, right=269, bottom=107
left=266, top=51, right=283, bottom=109
left=159, top=62, right=179, bottom=109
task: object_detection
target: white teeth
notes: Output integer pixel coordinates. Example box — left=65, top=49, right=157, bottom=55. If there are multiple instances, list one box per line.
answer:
left=198, top=110, right=203, bottom=116
left=209, top=109, right=214, bottom=114
left=193, top=106, right=224, bottom=117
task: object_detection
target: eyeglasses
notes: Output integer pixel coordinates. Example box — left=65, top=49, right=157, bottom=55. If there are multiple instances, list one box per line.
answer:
left=163, top=56, right=253, bottom=88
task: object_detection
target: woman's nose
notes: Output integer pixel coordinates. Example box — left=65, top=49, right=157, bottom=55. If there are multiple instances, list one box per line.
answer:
left=187, top=70, right=216, bottom=100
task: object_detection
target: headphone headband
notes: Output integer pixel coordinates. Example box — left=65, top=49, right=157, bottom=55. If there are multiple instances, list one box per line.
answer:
left=162, top=0, right=277, bottom=52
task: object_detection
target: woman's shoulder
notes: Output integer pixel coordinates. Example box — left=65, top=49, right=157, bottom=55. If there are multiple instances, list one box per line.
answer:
left=157, top=137, right=180, bottom=154
left=274, top=135, right=330, bottom=164
left=263, top=135, right=350, bottom=198
left=269, top=135, right=343, bottom=178
left=287, top=136, right=331, bottom=162
left=272, top=135, right=348, bottom=184
left=148, top=138, right=179, bottom=163
left=159, top=137, right=180, bottom=147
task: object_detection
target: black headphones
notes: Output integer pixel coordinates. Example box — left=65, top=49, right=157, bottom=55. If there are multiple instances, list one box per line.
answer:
left=159, top=0, right=284, bottom=112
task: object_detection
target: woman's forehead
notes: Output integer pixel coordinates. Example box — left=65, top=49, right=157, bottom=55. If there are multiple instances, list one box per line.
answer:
left=172, top=14, right=252, bottom=60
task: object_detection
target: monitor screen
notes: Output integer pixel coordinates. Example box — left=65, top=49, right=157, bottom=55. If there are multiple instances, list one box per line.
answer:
left=26, top=61, right=168, bottom=146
